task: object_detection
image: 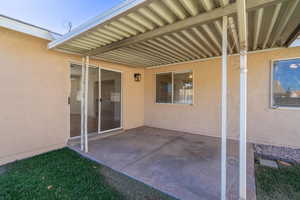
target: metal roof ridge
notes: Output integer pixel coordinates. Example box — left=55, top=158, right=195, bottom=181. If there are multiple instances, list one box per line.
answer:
left=0, top=14, right=62, bottom=37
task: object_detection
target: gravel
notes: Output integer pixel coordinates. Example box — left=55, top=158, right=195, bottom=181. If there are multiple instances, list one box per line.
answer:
left=254, top=144, right=300, bottom=164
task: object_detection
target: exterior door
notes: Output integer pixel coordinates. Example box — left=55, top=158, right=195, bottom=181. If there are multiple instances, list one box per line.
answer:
left=100, top=69, right=122, bottom=132
left=70, top=64, right=83, bottom=138
left=70, top=65, right=122, bottom=138
left=87, top=67, right=99, bottom=134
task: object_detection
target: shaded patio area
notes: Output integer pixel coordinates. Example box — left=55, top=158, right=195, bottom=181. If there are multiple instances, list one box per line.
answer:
left=69, top=126, right=256, bottom=200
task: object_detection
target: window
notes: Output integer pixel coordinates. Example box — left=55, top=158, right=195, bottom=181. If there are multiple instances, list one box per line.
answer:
left=272, top=58, right=300, bottom=108
left=173, top=72, right=193, bottom=104
left=156, top=71, right=193, bottom=104
left=156, top=73, right=172, bottom=103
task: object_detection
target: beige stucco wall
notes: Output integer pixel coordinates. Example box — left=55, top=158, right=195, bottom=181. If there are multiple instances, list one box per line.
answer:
left=1, top=25, right=299, bottom=165
left=0, top=27, right=144, bottom=165
left=145, top=47, right=300, bottom=148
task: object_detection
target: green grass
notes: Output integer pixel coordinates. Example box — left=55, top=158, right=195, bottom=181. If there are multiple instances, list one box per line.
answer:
left=0, top=148, right=122, bottom=200
left=255, top=163, right=300, bottom=200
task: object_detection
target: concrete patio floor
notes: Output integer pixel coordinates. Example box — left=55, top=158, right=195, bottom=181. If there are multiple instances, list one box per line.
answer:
left=69, top=126, right=256, bottom=200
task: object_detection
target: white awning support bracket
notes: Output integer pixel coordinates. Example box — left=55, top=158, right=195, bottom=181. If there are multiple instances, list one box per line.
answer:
left=221, top=15, right=228, bottom=200
left=237, top=0, right=248, bottom=199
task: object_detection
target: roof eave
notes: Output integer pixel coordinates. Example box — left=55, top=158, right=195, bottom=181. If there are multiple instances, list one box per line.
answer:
left=0, top=15, right=61, bottom=41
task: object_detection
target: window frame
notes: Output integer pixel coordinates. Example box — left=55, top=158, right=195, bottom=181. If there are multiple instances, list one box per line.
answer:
left=155, top=70, right=194, bottom=105
left=270, top=57, right=300, bottom=110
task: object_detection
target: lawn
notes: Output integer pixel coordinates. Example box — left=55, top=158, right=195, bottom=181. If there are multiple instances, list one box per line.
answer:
left=0, top=148, right=122, bottom=200
left=255, top=163, right=300, bottom=200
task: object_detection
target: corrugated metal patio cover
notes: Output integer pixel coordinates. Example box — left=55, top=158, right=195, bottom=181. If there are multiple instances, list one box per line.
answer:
left=48, top=0, right=300, bottom=67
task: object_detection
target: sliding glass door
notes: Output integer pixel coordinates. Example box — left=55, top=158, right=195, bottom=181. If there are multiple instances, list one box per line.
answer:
left=70, top=64, right=83, bottom=138
left=100, top=69, right=121, bottom=132
left=87, top=67, right=100, bottom=134
left=87, top=67, right=122, bottom=133
left=70, top=64, right=122, bottom=138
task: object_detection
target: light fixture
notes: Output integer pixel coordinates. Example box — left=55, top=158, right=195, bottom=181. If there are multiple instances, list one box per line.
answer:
left=134, top=73, right=141, bottom=82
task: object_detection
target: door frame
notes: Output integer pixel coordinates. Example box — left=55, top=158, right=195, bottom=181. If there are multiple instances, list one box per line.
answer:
left=69, top=61, right=123, bottom=139
left=69, top=62, right=86, bottom=139
left=98, top=66, right=123, bottom=134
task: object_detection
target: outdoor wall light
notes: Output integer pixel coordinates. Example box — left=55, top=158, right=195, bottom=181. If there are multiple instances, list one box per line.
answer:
left=134, top=73, right=141, bottom=82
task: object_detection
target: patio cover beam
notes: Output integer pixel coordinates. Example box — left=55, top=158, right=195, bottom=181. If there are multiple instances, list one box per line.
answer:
left=237, top=0, right=248, bottom=199
left=270, top=0, right=299, bottom=47
left=85, top=0, right=287, bottom=56
left=285, top=25, right=300, bottom=47
left=262, top=3, right=282, bottom=49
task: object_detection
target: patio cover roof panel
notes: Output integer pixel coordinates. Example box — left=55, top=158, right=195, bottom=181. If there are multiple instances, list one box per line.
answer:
left=48, top=0, right=300, bottom=67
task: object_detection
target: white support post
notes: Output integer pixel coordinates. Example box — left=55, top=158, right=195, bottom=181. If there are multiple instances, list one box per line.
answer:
left=239, top=52, right=247, bottom=200
left=237, top=0, right=248, bottom=199
left=80, top=57, right=85, bottom=151
left=221, top=15, right=228, bottom=200
left=84, top=56, right=89, bottom=153
left=98, top=67, right=102, bottom=134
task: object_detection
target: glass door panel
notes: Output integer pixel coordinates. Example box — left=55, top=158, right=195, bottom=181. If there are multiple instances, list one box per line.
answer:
left=70, top=64, right=83, bottom=138
left=70, top=65, right=122, bottom=137
left=87, top=67, right=99, bottom=134
left=100, top=69, right=121, bottom=132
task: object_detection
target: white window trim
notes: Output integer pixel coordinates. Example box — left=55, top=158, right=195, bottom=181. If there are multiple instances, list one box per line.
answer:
left=155, top=70, right=194, bottom=105
left=270, top=57, right=300, bottom=110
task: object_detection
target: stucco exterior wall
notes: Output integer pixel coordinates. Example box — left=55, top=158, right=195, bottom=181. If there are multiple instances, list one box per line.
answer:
left=144, top=47, right=300, bottom=148
left=0, top=27, right=144, bottom=165
left=1, top=25, right=299, bottom=165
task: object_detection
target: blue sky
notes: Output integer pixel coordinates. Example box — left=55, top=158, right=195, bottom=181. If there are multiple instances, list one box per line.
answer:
left=0, top=0, right=125, bottom=34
